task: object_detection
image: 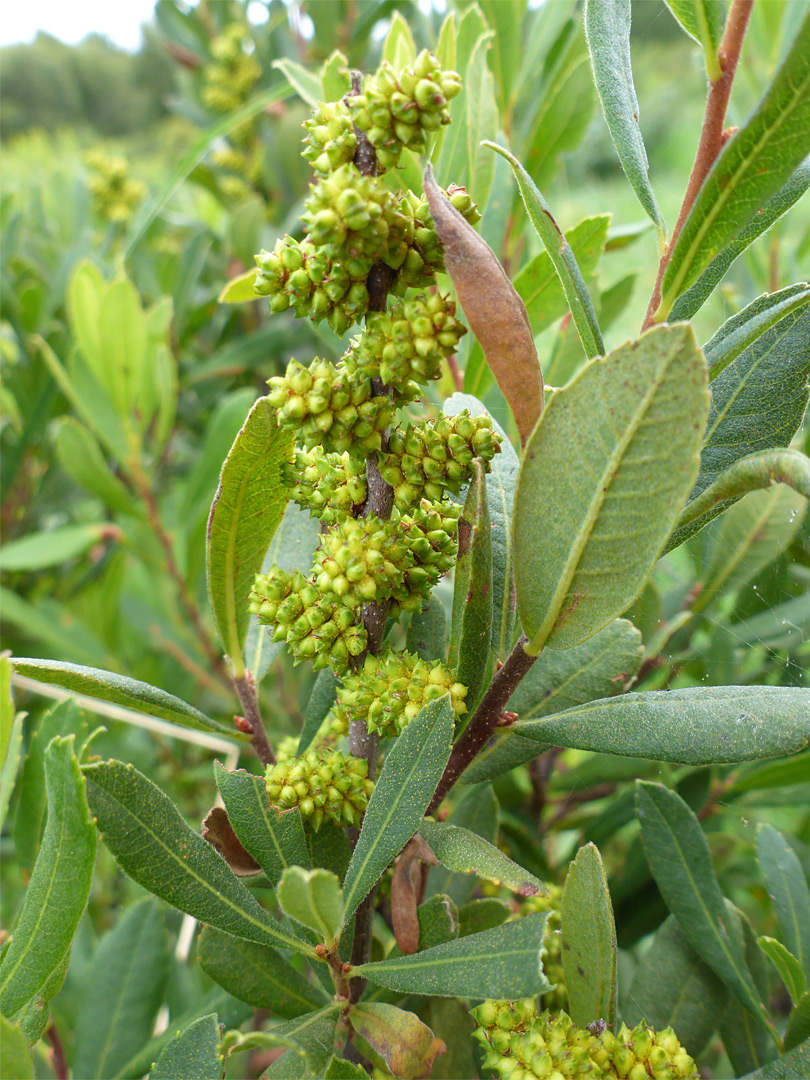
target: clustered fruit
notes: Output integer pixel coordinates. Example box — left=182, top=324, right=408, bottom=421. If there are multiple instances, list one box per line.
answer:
left=202, top=24, right=261, bottom=114
left=471, top=1000, right=699, bottom=1080
left=246, top=52, right=501, bottom=831
left=85, top=151, right=147, bottom=226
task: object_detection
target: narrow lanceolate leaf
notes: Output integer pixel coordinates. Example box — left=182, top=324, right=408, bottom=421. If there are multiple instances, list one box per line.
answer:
left=443, top=393, right=519, bottom=659
left=664, top=1, right=726, bottom=78
left=423, top=166, right=544, bottom=444
left=659, top=13, right=810, bottom=316
left=150, top=1014, right=221, bottom=1080
left=215, top=764, right=310, bottom=887
left=83, top=759, right=312, bottom=956
left=514, top=324, right=708, bottom=654
left=419, top=819, right=547, bottom=897
left=667, top=305, right=810, bottom=550
left=719, top=905, right=773, bottom=1076
left=757, top=938, right=806, bottom=1005
left=207, top=395, right=294, bottom=677
left=671, top=449, right=810, bottom=541
left=406, top=595, right=448, bottom=663
left=462, top=619, right=642, bottom=785
left=219, top=267, right=259, bottom=303
left=670, top=159, right=810, bottom=321
left=624, top=915, right=728, bottom=1057
left=72, top=900, right=170, bottom=1080
left=298, top=670, right=339, bottom=755
left=356, top=912, right=551, bottom=999
left=10, top=658, right=234, bottom=737
left=636, top=781, right=776, bottom=1036
left=0, top=737, right=96, bottom=1017
left=278, top=867, right=344, bottom=945
left=0, top=1016, right=33, bottom=1080
left=515, top=685, right=810, bottom=765
left=263, top=1006, right=341, bottom=1078
left=756, top=824, right=810, bottom=985
left=485, top=141, right=604, bottom=360
left=448, top=462, right=493, bottom=706
left=350, top=1003, right=445, bottom=1080
left=561, top=843, right=617, bottom=1027
left=342, top=697, right=454, bottom=924
left=584, top=0, right=666, bottom=239
left=703, top=284, right=810, bottom=379
left=784, top=993, right=810, bottom=1052
left=735, top=1037, right=810, bottom=1080
left=198, top=926, right=329, bottom=1017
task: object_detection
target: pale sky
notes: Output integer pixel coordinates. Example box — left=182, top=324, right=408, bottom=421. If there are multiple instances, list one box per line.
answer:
left=1, top=0, right=165, bottom=50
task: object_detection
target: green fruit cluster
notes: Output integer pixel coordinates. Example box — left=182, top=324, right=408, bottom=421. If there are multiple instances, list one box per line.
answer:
left=396, top=185, right=482, bottom=288
left=265, top=747, right=374, bottom=830
left=202, top=25, right=261, bottom=113
left=275, top=714, right=348, bottom=764
left=301, top=164, right=412, bottom=275
left=255, top=235, right=370, bottom=334
left=380, top=409, right=501, bottom=510
left=302, top=100, right=358, bottom=175
left=313, top=514, right=412, bottom=606
left=520, top=885, right=565, bottom=1011
left=85, top=151, right=147, bottom=225
left=336, top=650, right=468, bottom=737
left=249, top=567, right=367, bottom=673
left=266, top=359, right=394, bottom=454
left=346, top=292, right=467, bottom=388
left=283, top=447, right=368, bottom=523
left=392, top=499, right=461, bottom=613
left=347, top=49, right=462, bottom=169
left=471, top=1002, right=699, bottom=1080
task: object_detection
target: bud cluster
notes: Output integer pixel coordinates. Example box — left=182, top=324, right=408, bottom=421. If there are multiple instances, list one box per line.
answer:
left=519, top=885, right=565, bottom=1011
left=265, top=746, right=374, bottom=830
left=471, top=1002, right=699, bottom=1080
left=347, top=50, right=462, bottom=169
left=85, top=151, right=147, bottom=225
left=302, top=100, right=358, bottom=175
left=396, top=186, right=483, bottom=288
left=283, top=447, right=367, bottom=524
left=266, top=359, right=393, bottom=454
left=336, top=651, right=468, bottom=737
left=202, top=25, right=261, bottom=113
left=380, top=410, right=501, bottom=510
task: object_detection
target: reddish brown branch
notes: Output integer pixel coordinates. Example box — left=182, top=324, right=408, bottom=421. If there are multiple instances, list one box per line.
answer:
left=232, top=673, right=275, bottom=766
left=642, top=0, right=754, bottom=330
left=47, top=1023, right=68, bottom=1080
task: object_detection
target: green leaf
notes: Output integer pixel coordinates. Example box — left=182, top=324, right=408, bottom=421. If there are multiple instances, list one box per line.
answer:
left=703, top=284, right=810, bottom=379
left=215, top=764, right=310, bottom=887
left=324, top=1056, right=369, bottom=1079
left=486, top=141, right=604, bottom=359
left=757, top=824, right=810, bottom=985
left=718, top=903, right=773, bottom=1076
left=443, top=393, right=519, bottom=659
left=736, top=1037, right=810, bottom=1080
left=659, top=13, right=810, bottom=316
left=244, top=502, right=321, bottom=683
left=514, top=214, right=612, bottom=336
left=478, top=0, right=526, bottom=107
left=458, top=898, right=511, bottom=937
left=273, top=58, right=323, bottom=108
left=263, top=1006, right=341, bottom=1078
left=636, top=781, right=776, bottom=1037
left=514, top=324, right=708, bottom=654
left=0, top=697, right=24, bottom=833
left=198, top=926, right=329, bottom=1017
left=420, top=819, right=546, bottom=898
left=0, top=736, right=96, bottom=1017
left=427, top=785, right=499, bottom=907
left=667, top=305, right=810, bottom=550
left=350, top=1003, right=445, bottom=1080
left=382, top=11, right=416, bottom=69
left=515, top=685, right=810, bottom=765
left=664, top=1, right=726, bottom=78
left=278, top=867, right=344, bottom=945
left=0, top=656, right=14, bottom=764
left=206, top=395, right=294, bottom=676
left=448, top=461, right=492, bottom=706
left=406, top=595, right=448, bottom=663
left=356, top=912, right=551, bottom=999
left=561, top=842, right=617, bottom=1027
left=54, top=418, right=137, bottom=515
left=671, top=449, right=810, bottom=543
left=151, top=1013, right=221, bottom=1080
left=83, top=759, right=312, bottom=956
left=0, top=1016, right=33, bottom=1080
left=218, top=268, right=259, bottom=304
left=757, top=938, right=806, bottom=1005
left=342, top=697, right=454, bottom=924
left=584, top=0, right=666, bottom=239
left=0, top=522, right=111, bottom=572
left=670, top=160, right=810, bottom=321
left=98, top=277, right=148, bottom=417
left=462, top=618, right=642, bottom=784
left=72, top=899, right=170, bottom=1080
left=624, top=915, right=728, bottom=1057
left=322, top=51, right=350, bottom=103
left=298, top=670, right=339, bottom=755
left=785, top=993, right=810, bottom=1053
left=11, top=657, right=234, bottom=737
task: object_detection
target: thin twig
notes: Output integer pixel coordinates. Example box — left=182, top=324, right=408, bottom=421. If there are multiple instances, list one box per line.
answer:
left=46, top=1023, right=68, bottom=1080
left=427, top=636, right=539, bottom=815
left=233, top=672, right=275, bottom=765
left=641, top=0, right=754, bottom=330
